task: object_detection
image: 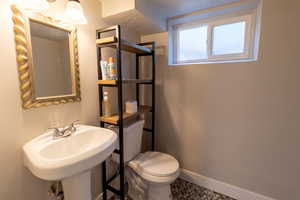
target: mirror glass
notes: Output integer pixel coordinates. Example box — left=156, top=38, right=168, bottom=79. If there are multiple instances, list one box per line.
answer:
left=29, top=20, right=73, bottom=98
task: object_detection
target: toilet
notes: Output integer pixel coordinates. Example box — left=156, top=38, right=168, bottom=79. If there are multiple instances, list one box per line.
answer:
left=111, top=120, right=180, bottom=200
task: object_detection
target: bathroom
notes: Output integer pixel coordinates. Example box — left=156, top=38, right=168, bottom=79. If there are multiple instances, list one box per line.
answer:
left=0, top=0, right=299, bottom=200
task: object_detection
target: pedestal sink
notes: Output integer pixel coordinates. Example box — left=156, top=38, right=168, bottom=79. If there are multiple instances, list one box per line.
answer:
left=23, top=125, right=117, bottom=200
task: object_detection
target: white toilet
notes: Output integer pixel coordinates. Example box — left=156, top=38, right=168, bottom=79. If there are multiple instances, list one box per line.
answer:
left=111, top=120, right=180, bottom=200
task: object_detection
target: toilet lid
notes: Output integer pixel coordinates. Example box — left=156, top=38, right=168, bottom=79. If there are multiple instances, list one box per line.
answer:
left=130, top=152, right=179, bottom=177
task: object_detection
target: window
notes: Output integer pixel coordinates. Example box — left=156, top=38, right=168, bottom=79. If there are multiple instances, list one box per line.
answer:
left=212, top=21, right=246, bottom=55
left=178, top=26, right=208, bottom=61
left=168, top=1, right=262, bottom=65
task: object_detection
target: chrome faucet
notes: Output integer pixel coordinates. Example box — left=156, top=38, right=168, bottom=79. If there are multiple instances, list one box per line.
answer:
left=48, top=120, right=80, bottom=140
left=62, top=120, right=79, bottom=136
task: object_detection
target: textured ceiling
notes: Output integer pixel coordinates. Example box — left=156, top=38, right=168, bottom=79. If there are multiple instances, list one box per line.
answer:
left=102, top=9, right=164, bottom=35
left=149, top=0, right=240, bottom=18
left=99, top=0, right=242, bottom=35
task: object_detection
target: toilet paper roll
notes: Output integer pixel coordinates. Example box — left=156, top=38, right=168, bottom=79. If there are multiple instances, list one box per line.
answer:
left=126, top=101, right=138, bottom=114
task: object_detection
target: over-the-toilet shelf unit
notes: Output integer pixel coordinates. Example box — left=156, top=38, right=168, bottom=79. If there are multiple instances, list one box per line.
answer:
left=96, top=25, right=156, bottom=200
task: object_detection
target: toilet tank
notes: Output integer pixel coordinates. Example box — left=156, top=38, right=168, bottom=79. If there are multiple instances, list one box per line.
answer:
left=111, top=120, right=145, bottom=163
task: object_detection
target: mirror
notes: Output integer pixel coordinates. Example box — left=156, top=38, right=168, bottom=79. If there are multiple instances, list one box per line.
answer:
left=11, top=5, right=81, bottom=109
left=30, top=20, right=73, bottom=98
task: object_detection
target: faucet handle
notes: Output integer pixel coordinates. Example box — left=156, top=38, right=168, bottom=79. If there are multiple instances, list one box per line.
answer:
left=47, top=128, right=62, bottom=139
left=71, top=120, right=80, bottom=126
left=47, top=127, right=60, bottom=132
left=67, top=120, right=80, bottom=133
left=70, top=120, right=80, bottom=129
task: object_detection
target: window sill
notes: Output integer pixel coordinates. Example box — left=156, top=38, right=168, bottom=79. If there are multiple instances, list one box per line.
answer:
left=169, top=58, right=258, bottom=66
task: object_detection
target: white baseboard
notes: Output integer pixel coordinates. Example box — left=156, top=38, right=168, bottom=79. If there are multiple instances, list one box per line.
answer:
left=180, top=169, right=277, bottom=200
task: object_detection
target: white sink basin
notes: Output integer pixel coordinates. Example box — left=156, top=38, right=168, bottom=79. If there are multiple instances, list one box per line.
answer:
left=23, top=125, right=117, bottom=200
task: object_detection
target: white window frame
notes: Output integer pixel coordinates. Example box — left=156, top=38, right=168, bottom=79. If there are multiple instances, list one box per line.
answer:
left=173, top=14, right=255, bottom=65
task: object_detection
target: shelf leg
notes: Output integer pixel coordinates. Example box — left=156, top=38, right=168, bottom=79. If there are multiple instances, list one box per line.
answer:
left=151, top=44, right=156, bottom=151
left=116, top=25, right=125, bottom=200
left=136, top=55, right=140, bottom=107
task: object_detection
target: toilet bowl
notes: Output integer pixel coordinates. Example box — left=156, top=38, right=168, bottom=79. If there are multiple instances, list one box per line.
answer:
left=127, top=151, right=180, bottom=200
left=111, top=120, right=180, bottom=200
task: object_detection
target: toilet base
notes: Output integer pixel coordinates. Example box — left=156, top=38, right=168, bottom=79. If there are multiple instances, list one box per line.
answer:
left=148, top=184, right=172, bottom=200
left=128, top=183, right=172, bottom=200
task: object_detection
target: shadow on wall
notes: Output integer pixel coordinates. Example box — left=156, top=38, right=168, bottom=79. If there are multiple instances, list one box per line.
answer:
left=141, top=42, right=209, bottom=170
left=155, top=45, right=184, bottom=164
left=140, top=44, right=184, bottom=160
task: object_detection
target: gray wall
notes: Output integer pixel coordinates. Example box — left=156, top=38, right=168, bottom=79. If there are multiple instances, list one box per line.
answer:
left=141, top=0, right=300, bottom=199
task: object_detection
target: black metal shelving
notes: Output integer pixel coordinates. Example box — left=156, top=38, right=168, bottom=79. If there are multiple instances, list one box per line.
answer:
left=96, top=25, right=156, bottom=200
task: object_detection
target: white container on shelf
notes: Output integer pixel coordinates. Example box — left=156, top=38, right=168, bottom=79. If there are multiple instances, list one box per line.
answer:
left=125, top=101, right=138, bottom=114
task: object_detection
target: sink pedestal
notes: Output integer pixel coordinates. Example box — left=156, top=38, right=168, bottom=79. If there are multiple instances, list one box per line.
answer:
left=62, top=171, right=92, bottom=200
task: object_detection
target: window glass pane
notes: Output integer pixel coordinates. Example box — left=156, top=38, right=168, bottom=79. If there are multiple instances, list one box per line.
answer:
left=178, top=26, right=208, bottom=61
left=212, top=21, right=246, bottom=55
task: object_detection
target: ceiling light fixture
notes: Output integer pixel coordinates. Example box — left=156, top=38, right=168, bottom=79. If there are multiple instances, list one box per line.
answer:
left=12, top=0, right=88, bottom=25
left=64, top=0, right=87, bottom=25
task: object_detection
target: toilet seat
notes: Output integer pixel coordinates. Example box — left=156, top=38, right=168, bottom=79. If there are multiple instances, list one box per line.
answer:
left=128, top=152, right=180, bottom=184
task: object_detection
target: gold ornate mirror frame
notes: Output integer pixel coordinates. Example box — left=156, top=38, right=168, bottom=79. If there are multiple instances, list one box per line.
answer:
left=11, top=5, right=81, bottom=109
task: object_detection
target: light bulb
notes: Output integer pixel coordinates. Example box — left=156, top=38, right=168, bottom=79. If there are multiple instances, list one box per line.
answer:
left=64, top=0, right=87, bottom=25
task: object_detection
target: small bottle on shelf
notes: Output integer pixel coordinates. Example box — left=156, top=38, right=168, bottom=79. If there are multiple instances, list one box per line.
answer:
left=102, top=91, right=111, bottom=117
left=108, top=57, right=117, bottom=80
left=100, top=60, right=109, bottom=80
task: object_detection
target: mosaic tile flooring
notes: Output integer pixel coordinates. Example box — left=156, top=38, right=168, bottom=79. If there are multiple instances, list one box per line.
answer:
left=110, top=178, right=236, bottom=200
left=171, top=178, right=236, bottom=200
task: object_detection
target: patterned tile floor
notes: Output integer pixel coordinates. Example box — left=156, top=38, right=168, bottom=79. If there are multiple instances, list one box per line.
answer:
left=171, top=178, right=236, bottom=200
left=110, top=178, right=236, bottom=200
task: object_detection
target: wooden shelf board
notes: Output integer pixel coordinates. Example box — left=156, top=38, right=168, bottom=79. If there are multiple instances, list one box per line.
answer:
left=96, top=37, right=152, bottom=54
left=96, top=36, right=117, bottom=45
left=98, top=79, right=153, bottom=86
left=139, top=105, right=152, bottom=112
left=100, top=105, right=152, bottom=125
left=98, top=80, right=117, bottom=85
